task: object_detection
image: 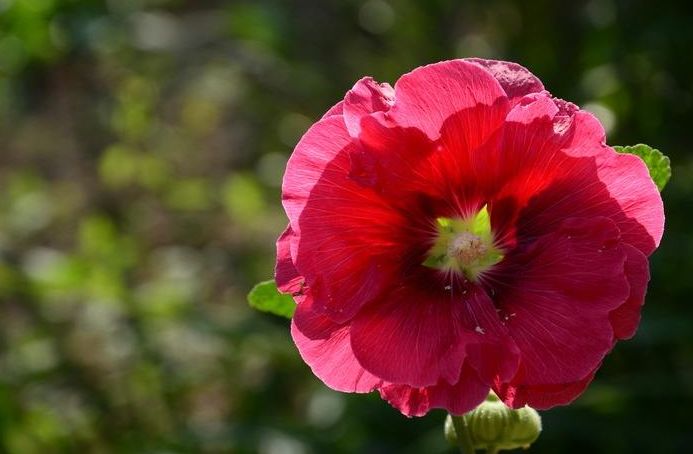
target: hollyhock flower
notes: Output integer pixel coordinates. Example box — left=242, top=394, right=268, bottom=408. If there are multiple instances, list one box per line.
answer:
left=276, top=59, right=664, bottom=417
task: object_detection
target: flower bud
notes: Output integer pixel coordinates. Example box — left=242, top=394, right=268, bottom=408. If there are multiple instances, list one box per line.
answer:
left=444, top=392, right=542, bottom=452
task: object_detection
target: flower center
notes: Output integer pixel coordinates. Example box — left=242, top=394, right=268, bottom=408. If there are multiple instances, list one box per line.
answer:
left=423, top=205, right=504, bottom=281
left=448, top=231, right=488, bottom=266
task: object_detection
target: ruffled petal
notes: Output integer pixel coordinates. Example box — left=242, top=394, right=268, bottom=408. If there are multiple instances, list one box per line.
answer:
left=291, top=291, right=383, bottom=393
left=379, top=363, right=489, bottom=417
left=343, top=77, right=395, bottom=138
left=492, top=217, right=629, bottom=387
left=609, top=243, right=650, bottom=340
left=465, top=58, right=544, bottom=104
left=275, top=225, right=303, bottom=294
left=495, top=366, right=598, bottom=410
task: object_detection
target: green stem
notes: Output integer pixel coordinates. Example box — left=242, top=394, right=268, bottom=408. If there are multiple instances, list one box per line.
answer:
left=486, top=446, right=499, bottom=454
left=451, top=415, right=476, bottom=454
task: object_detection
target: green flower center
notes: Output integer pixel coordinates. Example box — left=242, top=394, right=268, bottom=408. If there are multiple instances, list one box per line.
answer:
left=423, top=205, right=504, bottom=281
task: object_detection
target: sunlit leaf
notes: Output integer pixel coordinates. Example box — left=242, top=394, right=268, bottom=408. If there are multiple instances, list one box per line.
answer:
left=247, top=280, right=295, bottom=318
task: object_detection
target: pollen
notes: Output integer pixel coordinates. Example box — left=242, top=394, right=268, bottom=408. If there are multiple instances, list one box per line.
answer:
left=422, top=204, right=504, bottom=281
left=448, top=231, right=488, bottom=266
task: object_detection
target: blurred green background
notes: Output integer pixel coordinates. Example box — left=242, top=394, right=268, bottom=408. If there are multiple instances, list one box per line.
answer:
left=0, top=0, right=691, bottom=452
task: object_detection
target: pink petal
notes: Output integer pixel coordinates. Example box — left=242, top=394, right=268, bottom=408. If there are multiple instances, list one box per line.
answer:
left=291, top=291, right=383, bottom=393
left=275, top=225, right=303, bottom=294
left=388, top=59, right=509, bottom=142
left=493, top=217, right=629, bottom=387
left=495, top=366, right=598, bottom=410
left=592, top=152, right=664, bottom=255
left=379, top=364, right=490, bottom=417
left=283, top=115, right=407, bottom=322
left=282, top=115, right=353, bottom=233
left=321, top=100, right=344, bottom=118
left=609, top=243, right=650, bottom=340
left=343, top=77, right=395, bottom=138
left=350, top=281, right=515, bottom=388
left=465, top=58, right=544, bottom=104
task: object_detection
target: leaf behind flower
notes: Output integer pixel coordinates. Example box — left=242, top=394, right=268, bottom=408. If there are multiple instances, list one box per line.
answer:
left=247, top=280, right=296, bottom=318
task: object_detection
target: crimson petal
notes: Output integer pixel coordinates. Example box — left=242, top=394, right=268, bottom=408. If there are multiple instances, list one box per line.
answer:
left=494, top=93, right=664, bottom=255
left=283, top=115, right=407, bottom=322
left=609, top=243, right=650, bottom=340
left=493, top=217, right=629, bottom=388
left=495, top=366, right=598, bottom=410
left=379, top=363, right=489, bottom=417
left=350, top=282, right=515, bottom=388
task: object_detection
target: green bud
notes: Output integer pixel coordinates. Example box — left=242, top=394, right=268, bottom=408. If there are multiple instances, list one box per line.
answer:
left=444, top=392, right=542, bottom=453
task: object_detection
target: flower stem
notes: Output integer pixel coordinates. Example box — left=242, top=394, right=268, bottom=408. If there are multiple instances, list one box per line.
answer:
left=451, top=415, right=476, bottom=454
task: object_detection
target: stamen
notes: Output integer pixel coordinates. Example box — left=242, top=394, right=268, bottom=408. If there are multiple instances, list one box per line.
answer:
left=422, top=204, right=504, bottom=281
left=448, top=232, right=488, bottom=266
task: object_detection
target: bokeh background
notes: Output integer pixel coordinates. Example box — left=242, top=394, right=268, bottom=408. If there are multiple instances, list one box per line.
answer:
left=0, top=0, right=691, bottom=452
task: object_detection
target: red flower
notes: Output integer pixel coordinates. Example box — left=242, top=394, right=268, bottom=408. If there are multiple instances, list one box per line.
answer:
left=275, top=59, right=664, bottom=416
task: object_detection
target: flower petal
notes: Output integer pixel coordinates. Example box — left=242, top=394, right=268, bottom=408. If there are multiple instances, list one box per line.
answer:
left=465, top=58, right=544, bottom=104
left=321, top=100, right=344, bottom=118
left=609, top=243, right=650, bottom=340
left=591, top=152, right=664, bottom=255
left=379, top=364, right=489, bottom=417
left=352, top=99, right=507, bottom=215
left=340, top=60, right=512, bottom=219
left=493, top=95, right=664, bottom=256
left=493, top=217, right=629, bottom=387
left=350, top=281, right=513, bottom=388
left=388, top=59, right=509, bottom=142
left=495, top=366, right=598, bottom=410
left=291, top=291, right=384, bottom=393
left=275, top=225, right=303, bottom=294
left=349, top=119, right=446, bottom=206
left=343, top=77, right=395, bottom=138
left=284, top=115, right=408, bottom=322
left=282, top=115, right=353, bottom=232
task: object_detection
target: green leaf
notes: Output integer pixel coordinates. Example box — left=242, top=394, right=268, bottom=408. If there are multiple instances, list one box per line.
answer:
left=247, top=280, right=295, bottom=318
left=614, top=144, right=671, bottom=191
